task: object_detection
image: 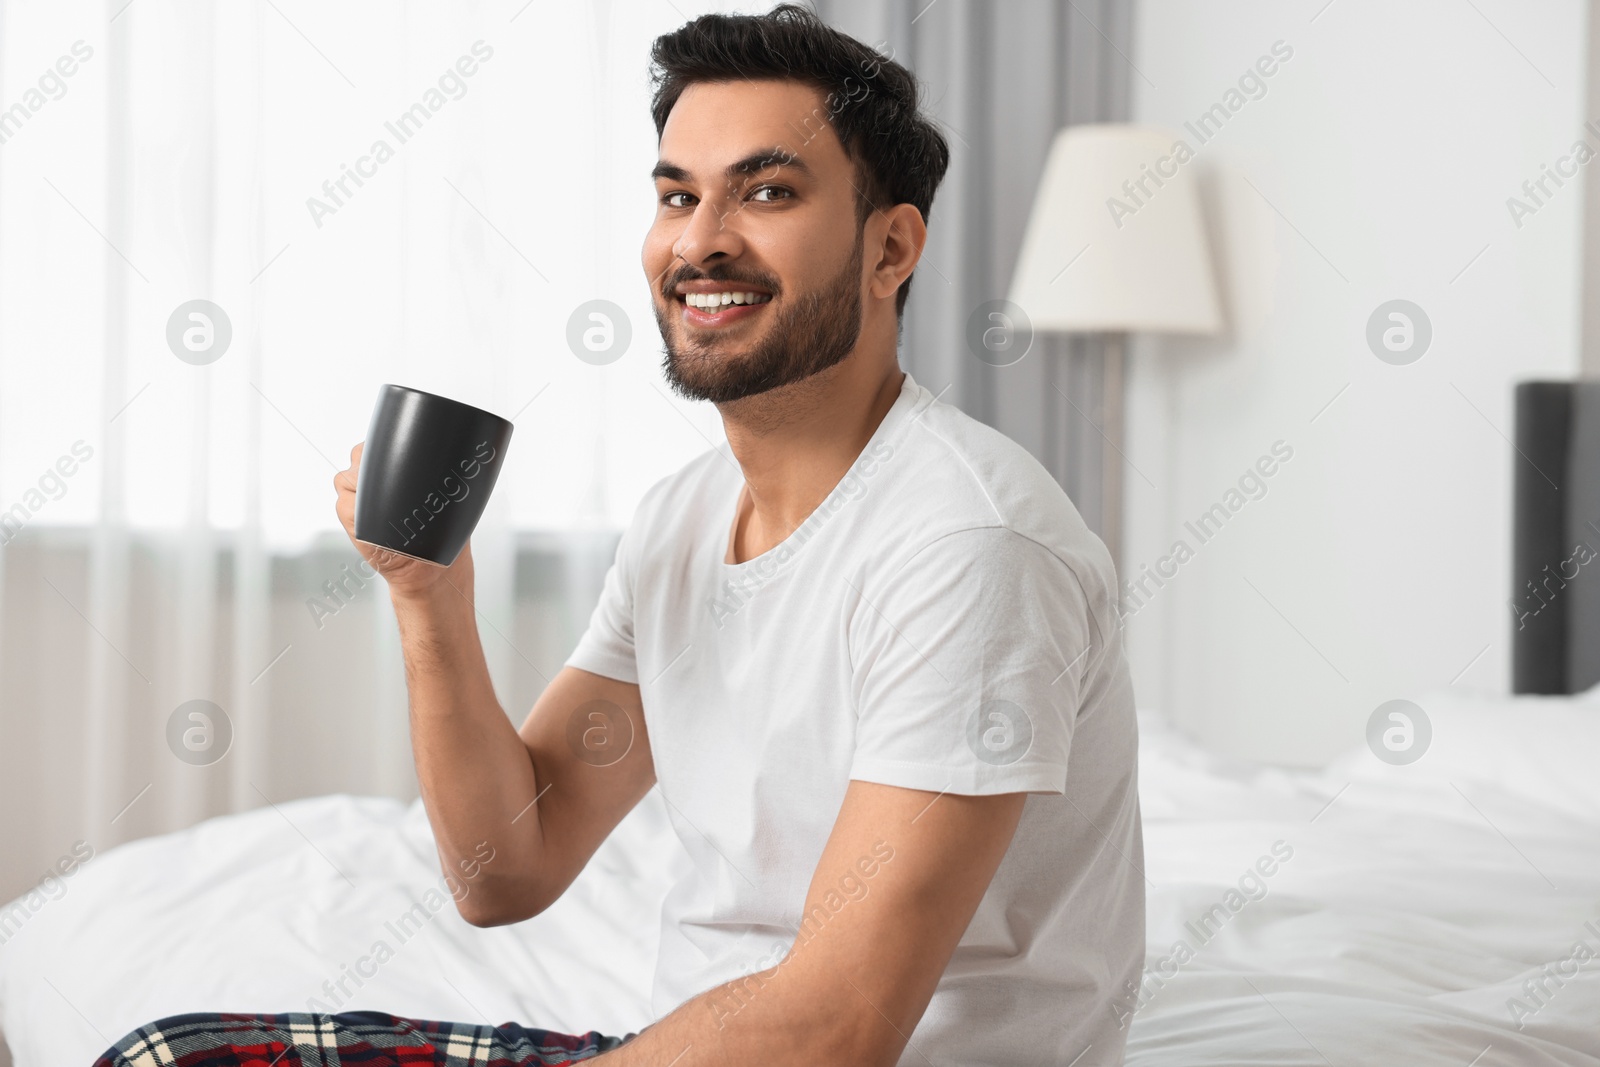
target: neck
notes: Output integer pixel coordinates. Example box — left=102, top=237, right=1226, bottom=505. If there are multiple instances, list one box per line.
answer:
left=717, top=342, right=904, bottom=564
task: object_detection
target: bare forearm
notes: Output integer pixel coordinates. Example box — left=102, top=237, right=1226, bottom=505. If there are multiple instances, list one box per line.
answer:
left=600, top=968, right=860, bottom=1067
left=391, top=578, right=545, bottom=916
left=598, top=939, right=895, bottom=1067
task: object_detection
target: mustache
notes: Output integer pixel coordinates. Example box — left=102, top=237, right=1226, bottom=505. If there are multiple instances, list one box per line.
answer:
left=663, top=265, right=780, bottom=299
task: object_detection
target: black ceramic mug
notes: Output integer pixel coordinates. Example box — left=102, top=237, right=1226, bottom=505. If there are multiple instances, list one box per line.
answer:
left=353, top=384, right=514, bottom=567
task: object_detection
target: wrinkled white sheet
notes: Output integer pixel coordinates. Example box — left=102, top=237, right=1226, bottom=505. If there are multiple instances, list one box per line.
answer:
left=1125, top=687, right=1600, bottom=1066
left=4, top=687, right=1599, bottom=1067
left=0, top=791, right=688, bottom=1067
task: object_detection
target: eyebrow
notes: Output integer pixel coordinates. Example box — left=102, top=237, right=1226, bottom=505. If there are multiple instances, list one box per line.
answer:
left=651, top=147, right=814, bottom=185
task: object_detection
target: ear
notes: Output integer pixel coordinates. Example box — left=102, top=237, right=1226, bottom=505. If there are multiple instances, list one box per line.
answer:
left=867, top=203, right=928, bottom=303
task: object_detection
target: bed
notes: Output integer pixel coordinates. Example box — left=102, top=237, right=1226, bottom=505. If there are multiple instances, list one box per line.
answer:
left=5, top=691, right=1600, bottom=1067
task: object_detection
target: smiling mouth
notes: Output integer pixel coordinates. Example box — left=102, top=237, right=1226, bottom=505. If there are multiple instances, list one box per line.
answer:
left=679, top=291, right=773, bottom=312
left=676, top=289, right=774, bottom=327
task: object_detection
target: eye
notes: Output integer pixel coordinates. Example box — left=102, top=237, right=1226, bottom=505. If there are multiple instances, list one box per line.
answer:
left=750, top=185, right=791, bottom=202
left=660, top=191, right=695, bottom=208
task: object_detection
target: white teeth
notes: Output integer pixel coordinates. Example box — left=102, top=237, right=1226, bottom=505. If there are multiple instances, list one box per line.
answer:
left=685, top=290, right=770, bottom=308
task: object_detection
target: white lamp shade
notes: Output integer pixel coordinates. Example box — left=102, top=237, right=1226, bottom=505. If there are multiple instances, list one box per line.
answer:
left=1008, top=124, right=1222, bottom=335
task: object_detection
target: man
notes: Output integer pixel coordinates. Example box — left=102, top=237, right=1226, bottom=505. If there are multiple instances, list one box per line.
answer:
left=96, top=5, right=1142, bottom=1066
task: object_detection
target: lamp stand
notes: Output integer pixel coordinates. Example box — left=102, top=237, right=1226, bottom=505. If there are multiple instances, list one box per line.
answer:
left=1098, top=331, right=1126, bottom=580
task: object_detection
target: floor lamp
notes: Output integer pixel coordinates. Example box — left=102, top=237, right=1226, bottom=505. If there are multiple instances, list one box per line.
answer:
left=1008, top=124, right=1223, bottom=575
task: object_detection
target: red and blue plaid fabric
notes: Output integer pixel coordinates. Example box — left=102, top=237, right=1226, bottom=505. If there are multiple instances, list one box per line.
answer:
left=93, top=1012, right=633, bottom=1067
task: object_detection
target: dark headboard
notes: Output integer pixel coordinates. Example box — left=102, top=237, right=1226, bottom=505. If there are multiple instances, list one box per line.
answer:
left=1512, top=381, right=1600, bottom=693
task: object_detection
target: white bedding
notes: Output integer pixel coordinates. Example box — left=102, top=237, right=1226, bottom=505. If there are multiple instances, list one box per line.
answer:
left=5, top=688, right=1599, bottom=1067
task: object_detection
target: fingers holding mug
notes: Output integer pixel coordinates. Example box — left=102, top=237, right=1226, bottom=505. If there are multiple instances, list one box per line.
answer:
left=333, top=440, right=431, bottom=589
left=344, top=385, right=513, bottom=598
left=334, top=442, right=362, bottom=532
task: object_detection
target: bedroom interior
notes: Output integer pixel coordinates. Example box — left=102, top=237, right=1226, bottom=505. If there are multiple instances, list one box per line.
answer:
left=2, top=0, right=1598, bottom=1065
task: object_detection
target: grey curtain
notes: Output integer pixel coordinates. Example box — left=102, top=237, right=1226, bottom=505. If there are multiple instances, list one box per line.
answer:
left=812, top=0, right=1134, bottom=536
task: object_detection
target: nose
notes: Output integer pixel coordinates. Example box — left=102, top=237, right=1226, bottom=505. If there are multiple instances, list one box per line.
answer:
left=673, top=195, right=745, bottom=273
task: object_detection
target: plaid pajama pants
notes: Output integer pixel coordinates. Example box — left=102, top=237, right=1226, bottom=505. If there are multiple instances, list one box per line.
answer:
left=93, top=1012, right=635, bottom=1067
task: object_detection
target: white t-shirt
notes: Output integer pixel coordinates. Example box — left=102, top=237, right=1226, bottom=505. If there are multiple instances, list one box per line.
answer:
left=566, top=372, right=1145, bottom=1066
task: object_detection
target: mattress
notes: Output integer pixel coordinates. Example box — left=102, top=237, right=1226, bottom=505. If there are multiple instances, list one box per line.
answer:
left=4, top=688, right=1599, bottom=1067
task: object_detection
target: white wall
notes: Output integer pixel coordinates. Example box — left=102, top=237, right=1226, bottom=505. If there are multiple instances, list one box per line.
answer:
left=1123, top=0, right=1587, bottom=763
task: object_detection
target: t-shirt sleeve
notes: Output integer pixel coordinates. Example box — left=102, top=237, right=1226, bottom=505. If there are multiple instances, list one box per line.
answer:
left=564, top=512, right=643, bottom=686
left=847, top=526, right=1104, bottom=796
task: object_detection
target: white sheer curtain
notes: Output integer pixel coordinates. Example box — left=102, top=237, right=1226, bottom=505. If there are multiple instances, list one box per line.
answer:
left=0, top=0, right=744, bottom=903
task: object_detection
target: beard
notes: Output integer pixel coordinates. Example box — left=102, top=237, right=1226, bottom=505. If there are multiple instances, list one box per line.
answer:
left=656, top=224, right=865, bottom=405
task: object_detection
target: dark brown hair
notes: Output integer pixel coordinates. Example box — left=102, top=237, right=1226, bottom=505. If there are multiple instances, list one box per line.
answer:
left=649, top=3, right=950, bottom=318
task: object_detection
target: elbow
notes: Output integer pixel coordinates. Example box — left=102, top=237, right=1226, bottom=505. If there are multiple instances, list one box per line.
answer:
left=453, top=877, right=554, bottom=928
left=456, top=896, right=543, bottom=928
left=456, top=900, right=514, bottom=928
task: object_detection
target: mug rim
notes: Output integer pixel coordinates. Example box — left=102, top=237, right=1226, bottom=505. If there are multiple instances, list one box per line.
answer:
left=378, top=382, right=514, bottom=429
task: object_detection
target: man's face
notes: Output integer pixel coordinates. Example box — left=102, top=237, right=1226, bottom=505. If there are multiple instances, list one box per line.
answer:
left=645, top=79, right=868, bottom=404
